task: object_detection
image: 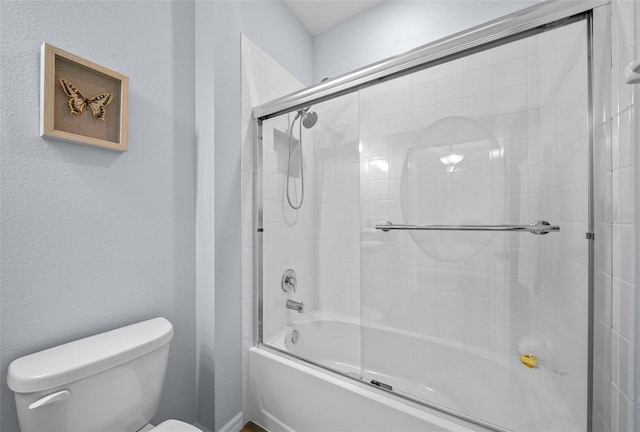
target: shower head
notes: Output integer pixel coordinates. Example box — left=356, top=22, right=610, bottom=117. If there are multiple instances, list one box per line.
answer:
left=296, top=106, right=319, bottom=129
left=301, top=110, right=318, bottom=128
left=291, top=78, right=327, bottom=130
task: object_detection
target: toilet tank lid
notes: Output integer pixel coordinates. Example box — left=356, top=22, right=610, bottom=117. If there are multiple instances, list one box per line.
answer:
left=7, top=317, right=174, bottom=394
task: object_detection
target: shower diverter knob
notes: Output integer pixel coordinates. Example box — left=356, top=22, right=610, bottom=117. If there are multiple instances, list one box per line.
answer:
left=281, top=269, right=297, bottom=293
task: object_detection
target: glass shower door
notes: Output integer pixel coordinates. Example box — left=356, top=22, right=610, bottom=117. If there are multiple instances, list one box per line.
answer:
left=358, top=18, right=590, bottom=431
left=259, top=93, right=363, bottom=376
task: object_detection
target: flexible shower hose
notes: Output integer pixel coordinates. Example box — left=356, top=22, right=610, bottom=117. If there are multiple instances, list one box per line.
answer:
left=286, top=115, right=304, bottom=209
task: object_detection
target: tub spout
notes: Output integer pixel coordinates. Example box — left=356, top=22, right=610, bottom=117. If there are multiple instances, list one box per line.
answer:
left=286, top=299, right=304, bottom=313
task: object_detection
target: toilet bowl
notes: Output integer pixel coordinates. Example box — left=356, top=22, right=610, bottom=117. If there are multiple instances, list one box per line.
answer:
left=7, top=317, right=200, bottom=432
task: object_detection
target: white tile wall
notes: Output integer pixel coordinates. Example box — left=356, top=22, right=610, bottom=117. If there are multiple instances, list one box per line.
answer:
left=592, top=21, right=613, bottom=426
left=311, top=95, right=361, bottom=318
left=240, top=35, right=305, bottom=422
left=260, top=108, right=317, bottom=342
left=595, top=1, right=637, bottom=431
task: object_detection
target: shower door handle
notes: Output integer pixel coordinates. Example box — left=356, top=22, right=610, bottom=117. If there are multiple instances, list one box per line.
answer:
left=375, top=220, right=560, bottom=235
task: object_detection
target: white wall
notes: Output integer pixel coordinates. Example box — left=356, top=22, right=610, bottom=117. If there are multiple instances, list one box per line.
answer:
left=313, top=0, right=538, bottom=82
left=0, top=1, right=196, bottom=430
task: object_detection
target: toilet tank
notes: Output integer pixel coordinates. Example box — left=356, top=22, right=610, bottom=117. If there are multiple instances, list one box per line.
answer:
left=7, top=317, right=174, bottom=432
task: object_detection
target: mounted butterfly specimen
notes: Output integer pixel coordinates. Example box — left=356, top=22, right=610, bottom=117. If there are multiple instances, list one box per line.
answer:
left=59, top=78, right=113, bottom=121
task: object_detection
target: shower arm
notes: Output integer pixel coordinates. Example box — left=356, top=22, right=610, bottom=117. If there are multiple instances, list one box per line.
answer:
left=375, top=220, right=560, bottom=235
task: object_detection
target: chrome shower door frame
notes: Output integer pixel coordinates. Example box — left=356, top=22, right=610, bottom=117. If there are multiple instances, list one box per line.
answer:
left=253, top=1, right=611, bottom=430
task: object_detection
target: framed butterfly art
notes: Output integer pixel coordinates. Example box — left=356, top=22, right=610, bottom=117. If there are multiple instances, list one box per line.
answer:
left=40, top=43, right=129, bottom=151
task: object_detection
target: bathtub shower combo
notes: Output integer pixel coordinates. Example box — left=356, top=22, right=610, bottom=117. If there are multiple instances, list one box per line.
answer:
left=251, top=2, right=606, bottom=431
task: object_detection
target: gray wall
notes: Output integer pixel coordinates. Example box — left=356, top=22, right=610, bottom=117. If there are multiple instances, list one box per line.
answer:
left=195, top=0, right=217, bottom=430
left=0, top=1, right=196, bottom=430
left=203, top=2, right=313, bottom=431
left=313, top=0, right=538, bottom=82
left=0, top=0, right=310, bottom=430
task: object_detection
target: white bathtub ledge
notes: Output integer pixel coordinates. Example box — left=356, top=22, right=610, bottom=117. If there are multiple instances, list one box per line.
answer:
left=249, top=347, right=486, bottom=432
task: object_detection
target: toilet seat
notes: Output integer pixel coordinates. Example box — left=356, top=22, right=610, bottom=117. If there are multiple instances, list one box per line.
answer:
left=151, top=419, right=203, bottom=431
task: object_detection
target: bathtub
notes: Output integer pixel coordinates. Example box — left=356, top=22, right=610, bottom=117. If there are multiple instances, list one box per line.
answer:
left=249, top=316, right=581, bottom=432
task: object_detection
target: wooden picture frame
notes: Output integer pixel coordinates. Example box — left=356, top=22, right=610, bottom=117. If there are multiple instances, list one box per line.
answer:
left=41, top=43, right=129, bottom=151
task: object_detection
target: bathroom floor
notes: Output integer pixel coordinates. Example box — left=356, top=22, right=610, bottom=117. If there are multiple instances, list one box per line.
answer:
left=241, top=421, right=268, bottom=432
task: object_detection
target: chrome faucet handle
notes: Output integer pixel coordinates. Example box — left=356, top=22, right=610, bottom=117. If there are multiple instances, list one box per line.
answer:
left=285, top=276, right=297, bottom=290
left=281, top=269, right=297, bottom=293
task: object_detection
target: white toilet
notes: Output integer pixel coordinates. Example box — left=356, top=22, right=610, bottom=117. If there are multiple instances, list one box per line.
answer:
left=7, top=317, right=201, bottom=432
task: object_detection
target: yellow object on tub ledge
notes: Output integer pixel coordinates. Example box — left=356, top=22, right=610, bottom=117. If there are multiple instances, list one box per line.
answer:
left=520, top=354, right=538, bottom=368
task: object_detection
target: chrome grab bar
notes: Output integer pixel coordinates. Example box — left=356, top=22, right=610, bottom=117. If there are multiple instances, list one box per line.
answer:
left=375, top=220, right=560, bottom=235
